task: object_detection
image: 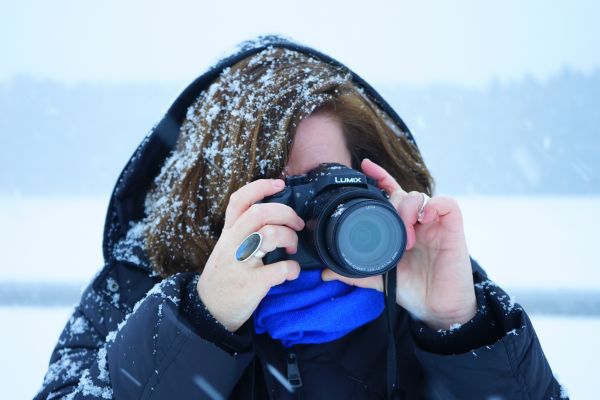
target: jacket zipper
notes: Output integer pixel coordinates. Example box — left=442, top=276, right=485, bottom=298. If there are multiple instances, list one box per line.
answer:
left=286, top=352, right=303, bottom=391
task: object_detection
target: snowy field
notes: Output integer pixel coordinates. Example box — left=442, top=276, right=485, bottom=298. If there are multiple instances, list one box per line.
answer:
left=1, top=195, right=599, bottom=290
left=1, top=195, right=599, bottom=398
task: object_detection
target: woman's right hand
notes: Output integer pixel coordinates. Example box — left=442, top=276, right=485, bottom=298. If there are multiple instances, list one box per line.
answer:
left=196, top=179, right=305, bottom=332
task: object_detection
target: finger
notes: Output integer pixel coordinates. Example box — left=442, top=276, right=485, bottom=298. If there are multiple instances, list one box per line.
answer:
left=388, top=187, right=408, bottom=211
left=232, top=203, right=305, bottom=237
left=224, top=179, right=286, bottom=229
left=321, top=269, right=384, bottom=292
left=394, top=191, right=426, bottom=250
left=255, top=260, right=301, bottom=288
left=257, top=224, right=299, bottom=255
left=360, top=158, right=405, bottom=195
left=417, top=196, right=463, bottom=230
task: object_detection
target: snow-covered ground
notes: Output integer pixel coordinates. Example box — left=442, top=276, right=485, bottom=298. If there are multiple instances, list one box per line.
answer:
left=1, top=195, right=599, bottom=290
left=1, top=196, right=598, bottom=398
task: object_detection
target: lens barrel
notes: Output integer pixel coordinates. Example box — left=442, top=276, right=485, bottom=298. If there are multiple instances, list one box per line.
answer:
left=323, top=197, right=406, bottom=277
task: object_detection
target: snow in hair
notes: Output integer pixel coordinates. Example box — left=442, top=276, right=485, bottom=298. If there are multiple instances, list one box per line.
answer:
left=138, top=47, right=353, bottom=275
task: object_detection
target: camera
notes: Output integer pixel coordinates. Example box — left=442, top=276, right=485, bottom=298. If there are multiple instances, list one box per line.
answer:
left=262, top=163, right=407, bottom=278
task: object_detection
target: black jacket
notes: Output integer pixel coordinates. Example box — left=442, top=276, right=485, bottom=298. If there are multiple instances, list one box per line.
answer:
left=35, top=36, right=565, bottom=400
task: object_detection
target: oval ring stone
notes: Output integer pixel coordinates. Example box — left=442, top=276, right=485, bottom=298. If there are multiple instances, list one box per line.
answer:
left=236, top=232, right=263, bottom=262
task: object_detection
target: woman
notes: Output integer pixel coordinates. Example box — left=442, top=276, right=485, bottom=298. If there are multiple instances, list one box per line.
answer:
left=35, top=36, right=564, bottom=399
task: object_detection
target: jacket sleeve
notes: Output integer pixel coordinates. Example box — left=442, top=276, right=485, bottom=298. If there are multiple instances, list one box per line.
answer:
left=34, top=269, right=254, bottom=400
left=408, top=258, right=568, bottom=400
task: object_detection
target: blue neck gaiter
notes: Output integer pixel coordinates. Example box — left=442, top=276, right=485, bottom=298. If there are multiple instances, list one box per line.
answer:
left=254, top=270, right=384, bottom=347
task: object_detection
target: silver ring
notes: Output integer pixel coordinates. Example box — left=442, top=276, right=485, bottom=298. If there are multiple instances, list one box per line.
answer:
left=417, top=193, right=430, bottom=221
left=235, top=232, right=264, bottom=262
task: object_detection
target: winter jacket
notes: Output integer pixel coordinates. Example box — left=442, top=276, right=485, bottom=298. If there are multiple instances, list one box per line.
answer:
left=34, top=36, right=565, bottom=400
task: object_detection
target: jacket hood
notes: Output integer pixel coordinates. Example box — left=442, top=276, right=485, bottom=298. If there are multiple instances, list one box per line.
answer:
left=103, top=35, right=417, bottom=268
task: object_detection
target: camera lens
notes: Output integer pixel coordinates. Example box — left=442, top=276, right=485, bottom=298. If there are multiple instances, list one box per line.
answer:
left=345, top=218, right=382, bottom=256
left=325, top=199, right=406, bottom=276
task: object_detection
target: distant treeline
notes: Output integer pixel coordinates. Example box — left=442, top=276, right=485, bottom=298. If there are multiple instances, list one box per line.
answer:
left=1, top=70, right=598, bottom=195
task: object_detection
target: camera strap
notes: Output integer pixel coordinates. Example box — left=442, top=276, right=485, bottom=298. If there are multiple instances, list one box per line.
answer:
left=384, top=269, right=398, bottom=399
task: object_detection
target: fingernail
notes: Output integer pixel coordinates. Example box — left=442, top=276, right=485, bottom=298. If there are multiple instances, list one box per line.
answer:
left=286, top=246, right=298, bottom=255
left=274, top=179, right=285, bottom=189
left=297, top=218, right=305, bottom=229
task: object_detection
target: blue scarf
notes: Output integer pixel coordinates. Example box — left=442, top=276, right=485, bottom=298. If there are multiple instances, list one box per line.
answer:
left=254, top=269, right=384, bottom=347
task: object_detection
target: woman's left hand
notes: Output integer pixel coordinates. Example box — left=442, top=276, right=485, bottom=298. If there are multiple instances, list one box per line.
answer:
left=322, top=158, right=476, bottom=330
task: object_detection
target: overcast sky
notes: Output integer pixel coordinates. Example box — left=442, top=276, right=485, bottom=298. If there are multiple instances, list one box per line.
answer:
left=2, top=0, right=599, bottom=88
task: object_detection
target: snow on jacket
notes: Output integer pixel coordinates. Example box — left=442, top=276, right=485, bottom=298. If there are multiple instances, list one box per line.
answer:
left=34, top=36, right=566, bottom=400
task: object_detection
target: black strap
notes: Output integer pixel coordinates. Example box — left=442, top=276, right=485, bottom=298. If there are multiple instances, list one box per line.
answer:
left=385, top=269, right=398, bottom=399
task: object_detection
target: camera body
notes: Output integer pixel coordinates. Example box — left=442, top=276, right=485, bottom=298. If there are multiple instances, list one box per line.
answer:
left=262, top=163, right=407, bottom=278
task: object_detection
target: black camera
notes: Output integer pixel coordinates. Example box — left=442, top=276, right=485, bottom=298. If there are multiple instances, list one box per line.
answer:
left=262, top=163, right=407, bottom=278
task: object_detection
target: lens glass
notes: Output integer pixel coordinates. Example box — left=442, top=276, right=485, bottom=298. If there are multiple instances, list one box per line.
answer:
left=335, top=203, right=403, bottom=273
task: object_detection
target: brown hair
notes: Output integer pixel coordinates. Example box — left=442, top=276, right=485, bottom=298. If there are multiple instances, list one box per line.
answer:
left=142, top=47, right=434, bottom=277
